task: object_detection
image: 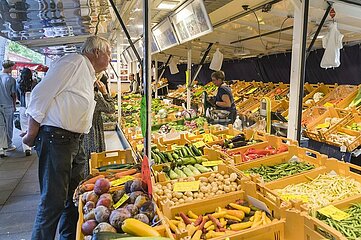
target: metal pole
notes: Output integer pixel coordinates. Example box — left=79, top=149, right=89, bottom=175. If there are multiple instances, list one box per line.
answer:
left=154, top=57, right=159, bottom=98
left=190, top=43, right=213, bottom=86
left=158, top=55, right=172, bottom=81
left=116, top=33, right=122, bottom=125
left=306, top=2, right=332, bottom=57
left=187, top=45, right=192, bottom=110
left=143, top=0, right=152, bottom=160
left=108, top=0, right=142, bottom=65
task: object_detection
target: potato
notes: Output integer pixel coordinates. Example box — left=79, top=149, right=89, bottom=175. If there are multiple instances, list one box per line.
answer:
left=109, top=208, right=131, bottom=231
left=81, top=220, right=97, bottom=235
left=94, top=205, right=110, bottom=223
left=83, top=201, right=95, bottom=214
left=94, top=178, right=110, bottom=195
left=86, top=191, right=99, bottom=204
left=93, top=222, right=116, bottom=234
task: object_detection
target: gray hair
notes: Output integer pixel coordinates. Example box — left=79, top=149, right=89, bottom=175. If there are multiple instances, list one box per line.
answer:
left=80, top=36, right=110, bottom=54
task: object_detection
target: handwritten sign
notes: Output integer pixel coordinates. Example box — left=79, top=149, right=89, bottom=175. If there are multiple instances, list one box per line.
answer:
left=202, top=160, right=223, bottom=167
left=111, top=176, right=134, bottom=187
left=318, top=205, right=350, bottom=221
left=113, top=194, right=129, bottom=209
left=194, top=141, right=206, bottom=148
left=280, top=194, right=309, bottom=203
left=173, top=181, right=200, bottom=192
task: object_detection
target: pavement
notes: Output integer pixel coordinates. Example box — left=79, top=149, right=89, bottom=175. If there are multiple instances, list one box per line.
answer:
left=0, top=129, right=122, bottom=240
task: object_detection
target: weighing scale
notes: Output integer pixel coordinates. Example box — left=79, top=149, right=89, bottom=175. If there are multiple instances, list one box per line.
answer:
left=259, top=97, right=272, bottom=133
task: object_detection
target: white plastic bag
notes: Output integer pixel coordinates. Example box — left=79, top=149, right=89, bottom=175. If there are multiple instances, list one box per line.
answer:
left=169, top=59, right=179, bottom=74
left=209, top=48, right=223, bottom=71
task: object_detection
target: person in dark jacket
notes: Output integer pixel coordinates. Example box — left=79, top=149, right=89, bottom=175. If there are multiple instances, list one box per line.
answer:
left=16, top=68, right=36, bottom=156
left=211, top=70, right=237, bottom=123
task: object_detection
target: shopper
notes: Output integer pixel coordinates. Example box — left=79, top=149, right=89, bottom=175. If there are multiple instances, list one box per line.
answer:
left=128, top=73, right=136, bottom=93
left=0, top=60, right=17, bottom=156
left=83, top=73, right=115, bottom=175
left=211, top=70, right=237, bottom=123
left=22, top=36, right=111, bottom=240
left=16, top=68, right=36, bottom=156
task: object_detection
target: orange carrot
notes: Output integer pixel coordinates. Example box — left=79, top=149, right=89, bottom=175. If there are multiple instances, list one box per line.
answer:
left=83, top=175, right=105, bottom=185
left=83, top=184, right=94, bottom=191
left=131, top=173, right=142, bottom=179
left=114, top=169, right=137, bottom=179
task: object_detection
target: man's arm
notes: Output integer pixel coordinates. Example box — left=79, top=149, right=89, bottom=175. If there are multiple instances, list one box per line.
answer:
left=22, top=117, right=40, bottom=147
left=11, top=93, right=16, bottom=111
left=216, top=94, right=232, bottom=108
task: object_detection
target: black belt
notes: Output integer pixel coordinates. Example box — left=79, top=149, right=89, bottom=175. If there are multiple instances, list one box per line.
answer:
left=40, top=125, right=83, bottom=138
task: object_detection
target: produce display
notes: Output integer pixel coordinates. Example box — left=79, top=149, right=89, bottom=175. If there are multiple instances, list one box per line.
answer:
left=154, top=172, right=241, bottom=207
left=214, top=133, right=262, bottom=149
left=317, top=203, right=361, bottom=239
left=276, top=173, right=361, bottom=210
left=161, top=163, right=215, bottom=180
left=151, top=144, right=203, bottom=164
left=328, top=132, right=357, bottom=146
left=243, top=160, right=315, bottom=182
left=157, top=117, right=207, bottom=134
left=346, top=122, right=361, bottom=131
left=314, top=117, right=342, bottom=132
left=165, top=200, right=277, bottom=239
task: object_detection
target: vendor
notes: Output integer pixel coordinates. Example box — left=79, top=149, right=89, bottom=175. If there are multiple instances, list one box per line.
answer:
left=211, top=70, right=237, bottom=123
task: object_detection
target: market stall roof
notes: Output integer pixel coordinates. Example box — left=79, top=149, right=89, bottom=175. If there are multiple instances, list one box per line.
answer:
left=2, top=0, right=361, bottom=61
left=13, top=62, right=49, bottom=72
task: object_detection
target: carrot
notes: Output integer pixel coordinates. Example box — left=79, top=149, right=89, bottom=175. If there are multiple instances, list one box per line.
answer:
left=131, top=172, right=142, bottom=178
left=208, top=214, right=222, bottom=229
left=83, top=184, right=94, bottom=191
left=179, top=212, right=192, bottom=225
left=114, top=169, right=137, bottom=179
left=193, top=215, right=203, bottom=226
left=197, top=218, right=207, bottom=231
left=83, top=175, right=105, bottom=185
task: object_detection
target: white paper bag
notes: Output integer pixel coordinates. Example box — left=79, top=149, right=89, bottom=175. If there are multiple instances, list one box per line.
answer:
left=209, top=48, right=223, bottom=71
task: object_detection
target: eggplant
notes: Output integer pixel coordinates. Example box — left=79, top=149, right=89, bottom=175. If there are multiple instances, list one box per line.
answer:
left=230, top=134, right=246, bottom=143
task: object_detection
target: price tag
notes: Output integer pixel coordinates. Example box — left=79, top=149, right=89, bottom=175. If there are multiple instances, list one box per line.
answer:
left=111, top=176, right=134, bottom=187
left=194, top=141, right=206, bottom=148
left=202, top=160, right=223, bottom=167
left=173, top=181, right=200, bottom=192
left=318, top=205, right=350, bottom=221
left=280, top=194, right=309, bottom=203
left=323, top=102, right=334, bottom=107
left=113, top=194, right=129, bottom=209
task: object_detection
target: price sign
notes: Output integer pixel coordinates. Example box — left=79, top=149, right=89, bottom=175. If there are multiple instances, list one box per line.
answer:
left=113, top=194, right=129, bottom=209
left=173, top=181, right=200, bottom=192
left=142, top=155, right=153, bottom=197
left=202, top=160, right=223, bottom=167
left=111, top=176, right=134, bottom=187
left=318, top=205, right=350, bottom=221
left=194, top=141, right=206, bottom=148
left=280, top=194, right=309, bottom=203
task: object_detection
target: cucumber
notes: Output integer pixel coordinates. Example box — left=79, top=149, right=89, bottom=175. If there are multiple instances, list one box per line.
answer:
left=181, top=166, right=194, bottom=177
left=191, top=145, right=202, bottom=156
left=185, top=146, right=194, bottom=157
left=194, top=163, right=211, bottom=173
left=172, top=153, right=179, bottom=160
left=187, top=165, right=201, bottom=175
left=181, top=157, right=197, bottom=165
left=166, top=152, right=174, bottom=161
left=157, top=152, right=166, bottom=163
left=181, top=147, right=188, bottom=157
left=169, top=169, right=180, bottom=179
left=174, top=168, right=187, bottom=178
left=177, top=149, right=184, bottom=158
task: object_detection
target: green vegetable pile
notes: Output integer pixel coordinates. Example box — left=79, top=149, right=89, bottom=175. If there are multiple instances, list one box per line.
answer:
left=165, top=164, right=215, bottom=180
left=151, top=145, right=203, bottom=165
left=243, top=161, right=315, bottom=182
left=318, top=203, right=361, bottom=239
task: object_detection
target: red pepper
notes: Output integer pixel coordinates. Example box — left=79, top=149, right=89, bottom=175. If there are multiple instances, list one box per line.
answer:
left=277, top=145, right=288, bottom=153
left=264, top=145, right=275, bottom=151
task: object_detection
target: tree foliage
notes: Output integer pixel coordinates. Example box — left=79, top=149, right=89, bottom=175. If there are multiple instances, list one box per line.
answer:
left=8, top=41, right=45, bottom=64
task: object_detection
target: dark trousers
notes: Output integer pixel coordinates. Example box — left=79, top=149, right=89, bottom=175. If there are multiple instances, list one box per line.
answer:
left=31, top=126, right=86, bottom=240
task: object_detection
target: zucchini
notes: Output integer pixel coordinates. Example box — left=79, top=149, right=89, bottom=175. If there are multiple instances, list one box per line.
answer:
left=194, top=164, right=211, bottom=173
left=122, top=218, right=161, bottom=237
left=187, top=165, right=201, bottom=175
left=181, top=166, right=194, bottom=177
left=174, top=168, right=187, bottom=178
left=96, top=163, right=132, bottom=171
left=166, top=152, right=174, bottom=161
left=169, top=169, right=180, bottom=179
left=181, top=147, right=188, bottom=157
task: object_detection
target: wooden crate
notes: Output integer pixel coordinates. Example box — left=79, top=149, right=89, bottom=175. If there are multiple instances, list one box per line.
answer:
left=162, top=190, right=285, bottom=240
left=224, top=135, right=298, bottom=165
left=324, top=125, right=361, bottom=152
left=156, top=133, right=192, bottom=151
left=317, top=85, right=358, bottom=108
left=233, top=145, right=328, bottom=183
left=303, top=83, right=332, bottom=108
left=76, top=195, right=172, bottom=240
left=154, top=165, right=244, bottom=212
left=304, top=107, right=349, bottom=142
left=335, top=84, right=360, bottom=109
left=89, top=149, right=133, bottom=175
left=271, top=100, right=289, bottom=113
left=257, top=159, right=361, bottom=213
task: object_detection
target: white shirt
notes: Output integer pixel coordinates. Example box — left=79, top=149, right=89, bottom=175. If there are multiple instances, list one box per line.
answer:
left=26, top=54, right=96, bottom=134
left=320, top=22, right=344, bottom=69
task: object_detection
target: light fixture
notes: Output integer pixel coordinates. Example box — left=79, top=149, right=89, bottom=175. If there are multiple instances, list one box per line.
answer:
left=157, top=1, right=179, bottom=10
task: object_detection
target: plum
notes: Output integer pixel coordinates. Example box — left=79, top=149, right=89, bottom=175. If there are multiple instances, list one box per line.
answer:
left=94, top=205, right=110, bottom=223
left=94, top=178, right=110, bottom=195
